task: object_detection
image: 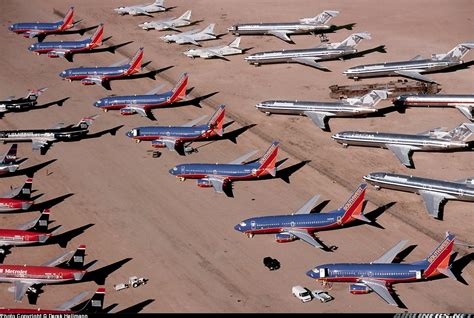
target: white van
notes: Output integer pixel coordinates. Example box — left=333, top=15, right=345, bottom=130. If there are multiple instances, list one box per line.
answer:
left=292, top=285, right=312, bottom=303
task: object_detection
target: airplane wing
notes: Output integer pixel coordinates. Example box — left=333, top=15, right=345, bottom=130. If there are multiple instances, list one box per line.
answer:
left=82, top=77, right=104, bottom=85
left=372, top=240, right=408, bottom=264
left=16, top=214, right=41, bottom=231
left=385, top=144, right=419, bottom=167
left=55, top=291, right=89, bottom=310
left=361, top=279, right=398, bottom=306
left=182, top=115, right=208, bottom=127
left=267, top=30, right=292, bottom=42
left=13, top=281, right=33, bottom=302
left=160, top=137, right=178, bottom=151
left=108, top=58, right=129, bottom=67
left=394, top=70, right=436, bottom=83
left=25, top=31, right=41, bottom=39
left=42, top=250, right=74, bottom=267
left=145, top=84, right=166, bottom=95
left=49, top=50, right=69, bottom=57
left=32, top=138, right=54, bottom=151
left=410, top=55, right=424, bottom=61
left=453, top=177, right=474, bottom=186
left=177, top=36, right=200, bottom=46
left=125, top=105, right=148, bottom=117
left=291, top=57, right=329, bottom=71
left=51, top=123, right=65, bottom=129
left=283, top=228, right=324, bottom=249
left=0, top=185, right=21, bottom=199
left=418, top=190, right=452, bottom=218
left=455, top=105, right=473, bottom=121
left=228, top=149, right=258, bottom=164
left=136, top=9, right=153, bottom=17
left=303, top=111, right=333, bottom=130
left=206, top=176, right=228, bottom=193
left=292, top=195, right=321, bottom=215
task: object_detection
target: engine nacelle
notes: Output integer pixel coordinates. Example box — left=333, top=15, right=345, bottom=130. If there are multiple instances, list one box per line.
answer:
left=350, top=283, right=371, bottom=294
left=151, top=140, right=166, bottom=148
left=80, top=79, right=97, bottom=86
left=197, top=179, right=213, bottom=188
left=47, top=53, right=60, bottom=58
left=120, top=107, right=137, bottom=115
left=275, top=232, right=296, bottom=243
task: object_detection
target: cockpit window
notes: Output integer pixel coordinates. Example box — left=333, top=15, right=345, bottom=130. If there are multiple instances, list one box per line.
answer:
left=239, top=222, right=246, bottom=227
left=173, top=167, right=178, bottom=171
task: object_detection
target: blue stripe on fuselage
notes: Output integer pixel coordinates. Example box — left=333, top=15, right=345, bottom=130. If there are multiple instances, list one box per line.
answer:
left=31, top=39, right=89, bottom=51
left=134, top=125, right=207, bottom=138
left=311, top=263, right=425, bottom=281
left=174, top=162, right=259, bottom=178
left=12, top=22, right=62, bottom=32
left=95, top=92, right=172, bottom=107
left=62, top=66, right=130, bottom=77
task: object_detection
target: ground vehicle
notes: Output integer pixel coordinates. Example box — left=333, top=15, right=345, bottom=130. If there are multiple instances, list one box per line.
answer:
left=263, top=257, right=280, bottom=270
left=311, top=289, right=333, bottom=303
left=292, top=285, right=312, bottom=303
left=114, top=276, right=149, bottom=291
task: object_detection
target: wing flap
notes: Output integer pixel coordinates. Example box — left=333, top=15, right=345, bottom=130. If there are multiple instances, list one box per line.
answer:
left=361, top=280, right=398, bottom=306
left=418, top=190, right=451, bottom=218
left=304, top=111, right=333, bottom=130
left=283, top=228, right=323, bottom=248
left=386, top=144, right=419, bottom=167
left=267, top=30, right=292, bottom=42
left=291, top=57, right=328, bottom=70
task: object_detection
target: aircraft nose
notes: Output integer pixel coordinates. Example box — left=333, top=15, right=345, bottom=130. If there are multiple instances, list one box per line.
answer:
left=234, top=224, right=241, bottom=231
left=306, top=268, right=319, bottom=279
left=125, top=130, right=134, bottom=138
left=169, top=167, right=178, bottom=175
left=8, top=25, right=14, bottom=31
left=93, top=100, right=101, bottom=107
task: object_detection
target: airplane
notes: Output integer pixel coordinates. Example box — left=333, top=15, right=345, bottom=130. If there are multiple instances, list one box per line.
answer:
left=0, top=88, right=48, bottom=116
left=0, top=210, right=61, bottom=253
left=183, top=38, right=245, bottom=59
left=227, top=10, right=340, bottom=43
left=28, top=24, right=104, bottom=62
left=8, top=7, right=75, bottom=40
left=0, top=287, right=105, bottom=314
left=0, top=115, right=97, bottom=155
left=363, top=172, right=474, bottom=218
left=344, top=42, right=474, bottom=83
left=332, top=123, right=474, bottom=167
left=256, top=90, right=388, bottom=131
left=93, top=73, right=188, bottom=118
left=244, top=32, right=373, bottom=70
left=115, top=0, right=169, bottom=16
left=160, top=24, right=217, bottom=46
left=0, top=178, right=34, bottom=212
left=0, top=144, right=21, bottom=175
left=169, top=141, right=281, bottom=194
left=393, top=94, right=474, bottom=121
left=126, top=105, right=225, bottom=154
left=234, top=184, right=371, bottom=249
left=0, top=245, right=88, bottom=302
left=139, top=10, right=194, bottom=31
left=306, top=232, right=458, bottom=307
left=59, top=47, right=144, bottom=88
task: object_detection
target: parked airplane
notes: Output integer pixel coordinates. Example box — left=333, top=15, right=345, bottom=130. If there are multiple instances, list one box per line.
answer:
left=169, top=141, right=281, bottom=194
left=126, top=105, right=225, bottom=154
left=0, top=245, right=87, bottom=302
left=344, top=42, right=474, bottom=83
left=0, top=115, right=97, bottom=154
left=0, top=144, right=20, bottom=175
left=183, top=38, right=244, bottom=59
left=332, top=123, right=474, bottom=167
left=393, top=94, right=474, bottom=121
left=0, top=178, right=33, bottom=212
left=28, top=24, right=104, bottom=62
left=0, top=88, right=48, bottom=116
left=0, top=288, right=105, bottom=314
left=160, top=24, right=217, bottom=45
left=234, top=184, right=370, bottom=248
left=59, top=47, right=144, bottom=88
left=228, top=10, right=340, bottom=43
left=306, top=232, right=458, bottom=307
left=8, top=7, right=75, bottom=40
left=93, top=73, right=188, bottom=118
left=245, top=32, right=372, bottom=70
left=256, top=90, right=388, bottom=131
left=0, top=210, right=60, bottom=252
left=139, top=10, right=193, bottom=31
left=364, top=172, right=474, bottom=218
left=115, top=0, right=168, bottom=16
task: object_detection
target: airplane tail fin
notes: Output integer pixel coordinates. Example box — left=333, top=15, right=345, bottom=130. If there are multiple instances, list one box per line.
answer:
left=89, top=24, right=104, bottom=47
left=32, top=209, right=50, bottom=232
left=441, top=42, right=474, bottom=61
left=60, top=7, right=75, bottom=30
left=338, top=183, right=368, bottom=224
left=300, top=10, right=339, bottom=25
left=78, top=288, right=105, bottom=313
left=256, top=141, right=280, bottom=177
left=357, top=90, right=388, bottom=107
left=228, top=37, right=241, bottom=49
left=126, top=47, right=144, bottom=75
left=178, top=10, right=192, bottom=21
left=441, top=123, right=474, bottom=141
left=13, top=178, right=33, bottom=200
left=169, top=73, right=188, bottom=103
left=2, top=144, right=18, bottom=164
left=202, top=23, right=216, bottom=35
left=207, top=105, right=225, bottom=136
left=422, top=232, right=455, bottom=279
left=25, top=87, right=47, bottom=101
left=66, top=245, right=86, bottom=270
left=74, top=115, right=98, bottom=129
left=335, top=32, right=371, bottom=49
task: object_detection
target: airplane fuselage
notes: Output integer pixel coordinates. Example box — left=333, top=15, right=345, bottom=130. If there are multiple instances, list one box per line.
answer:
left=228, top=22, right=331, bottom=35
left=0, top=265, right=85, bottom=284
left=394, top=94, right=474, bottom=108
left=0, top=199, right=33, bottom=212
left=256, top=100, right=377, bottom=117
left=169, top=162, right=267, bottom=181
left=29, top=39, right=95, bottom=55
left=245, top=47, right=355, bottom=64
left=94, top=92, right=173, bottom=110
left=127, top=124, right=213, bottom=142
left=0, top=229, right=50, bottom=246
left=8, top=22, right=65, bottom=36
left=0, top=128, right=89, bottom=143
left=0, top=98, right=38, bottom=113
left=0, top=164, right=20, bottom=175
left=60, top=65, right=132, bottom=81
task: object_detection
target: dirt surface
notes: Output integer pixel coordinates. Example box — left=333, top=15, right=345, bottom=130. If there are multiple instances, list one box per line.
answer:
left=0, top=0, right=472, bottom=313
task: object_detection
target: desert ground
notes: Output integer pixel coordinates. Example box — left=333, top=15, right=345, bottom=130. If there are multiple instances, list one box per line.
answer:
left=0, top=0, right=472, bottom=313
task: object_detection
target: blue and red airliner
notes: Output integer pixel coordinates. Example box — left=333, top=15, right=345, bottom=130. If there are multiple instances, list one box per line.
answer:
left=169, top=141, right=281, bottom=194
left=126, top=105, right=225, bottom=154
left=59, top=47, right=144, bottom=88
left=8, top=7, right=75, bottom=40
left=234, top=184, right=369, bottom=248
left=306, top=232, right=458, bottom=307
left=28, top=24, right=104, bottom=61
left=93, top=73, right=189, bottom=118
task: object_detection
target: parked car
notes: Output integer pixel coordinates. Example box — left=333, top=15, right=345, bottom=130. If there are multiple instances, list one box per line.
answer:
left=292, top=285, right=312, bottom=303
left=263, top=257, right=280, bottom=270
left=311, top=289, right=333, bottom=303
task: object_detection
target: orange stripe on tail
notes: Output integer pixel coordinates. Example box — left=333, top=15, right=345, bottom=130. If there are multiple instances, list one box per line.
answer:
left=257, top=141, right=280, bottom=177
left=169, top=73, right=188, bottom=103
left=126, top=48, right=144, bottom=75
left=60, top=7, right=75, bottom=30
left=424, top=232, right=455, bottom=278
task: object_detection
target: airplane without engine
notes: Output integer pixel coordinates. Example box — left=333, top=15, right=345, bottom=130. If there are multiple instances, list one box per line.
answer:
left=183, top=38, right=244, bottom=59
left=344, top=42, right=474, bottom=83
left=169, top=141, right=281, bottom=194
left=0, top=115, right=97, bottom=154
left=0, top=178, right=34, bottom=212
left=28, top=24, right=104, bottom=62
left=160, top=24, right=217, bottom=46
left=245, top=32, right=372, bottom=70
left=228, top=10, right=340, bottom=43
left=114, top=0, right=169, bottom=16
left=256, top=90, right=388, bottom=131
left=0, top=144, right=21, bottom=175
left=0, top=88, right=48, bottom=116
left=364, top=172, right=474, bottom=218
left=234, top=184, right=371, bottom=249
left=332, top=123, right=474, bottom=167
left=59, top=47, right=144, bottom=88
left=93, top=73, right=188, bottom=118
left=139, top=10, right=193, bottom=31
left=0, top=245, right=88, bottom=302
left=126, top=105, right=225, bottom=154
left=306, top=232, right=459, bottom=308
left=8, top=7, right=75, bottom=40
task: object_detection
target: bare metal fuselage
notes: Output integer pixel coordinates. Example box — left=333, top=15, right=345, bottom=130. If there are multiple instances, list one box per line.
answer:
left=395, top=94, right=474, bottom=107
left=246, top=47, right=356, bottom=64
left=256, top=100, right=377, bottom=117
left=229, top=22, right=331, bottom=35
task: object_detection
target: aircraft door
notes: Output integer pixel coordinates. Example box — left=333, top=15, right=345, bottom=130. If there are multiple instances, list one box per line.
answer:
left=250, top=220, right=256, bottom=230
left=415, top=270, right=423, bottom=279
left=319, top=268, right=327, bottom=278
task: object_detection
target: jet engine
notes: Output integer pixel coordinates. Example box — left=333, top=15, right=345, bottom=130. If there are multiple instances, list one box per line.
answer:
left=275, top=232, right=296, bottom=243
left=120, top=107, right=137, bottom=115
left=47, top=52, right=60, bottom=58
left=349, top=283, right=371, bottom=294
left=80, top=79, right=97, bottom=86
left=197, top=178, right=212, bottom=188
left=151, top=140, right=166, bottom=148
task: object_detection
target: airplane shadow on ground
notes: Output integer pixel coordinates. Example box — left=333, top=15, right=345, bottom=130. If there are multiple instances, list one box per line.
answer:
left=36, top=24, right=98, bottom=42
left=31, top=193, right=75, bottom=211
left=113, top=299, right=156, bottom=313
left=66, top=40, right=134, bottom=62
left=102, top=65, right=174, bottom=90
left=0, top=159, right=57, bottom=178
left=0, top=98, right=69, bottom=119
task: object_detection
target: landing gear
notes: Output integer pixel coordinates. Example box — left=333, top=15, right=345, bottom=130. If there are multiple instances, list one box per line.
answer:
left=184, top=146, right=198, bottom=155
left=152, top=151, right=161, bottom=158
left=135, top=139, right=141, bottom=143
left=322, top=281, right=333, bottom=289
left=103, top=109, right=108, bottom=112
left=342, top=143, right=348, bottom=148
left=179, top=177, right=185, bottom=182
left=246, top=233, right=254, bottom=238
left=319, top=33, right=329, bottom=43
left=374, top=185, right=381, bottom=190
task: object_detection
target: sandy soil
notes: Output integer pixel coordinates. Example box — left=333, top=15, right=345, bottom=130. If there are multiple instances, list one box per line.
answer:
left=0, top=0, right=472, bottom=313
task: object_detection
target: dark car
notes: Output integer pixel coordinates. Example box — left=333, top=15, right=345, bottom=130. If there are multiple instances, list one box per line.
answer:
left=263, top=257, right=280, bottom=270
